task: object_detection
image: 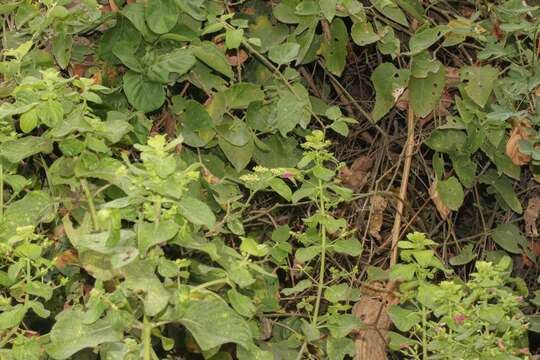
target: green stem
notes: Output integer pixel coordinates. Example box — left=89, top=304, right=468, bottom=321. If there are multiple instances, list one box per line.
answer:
left=143, top=315, right=152, bottom=360
left=422, top=307, right=428, bottom=360
left=80, top=179, right=98, bottom=231
left=192, top=278, right=229, bottom=292
left=0, top=163, right=3, bottom=220
left=312, top=179, right=327, bottom=326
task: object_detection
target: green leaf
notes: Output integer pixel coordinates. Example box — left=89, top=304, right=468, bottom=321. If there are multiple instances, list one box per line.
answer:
left=178, top=196, right=216, bottom=228
left=424, top=129, right=467, bottom=154
left=370, top=0, right=408, bottom=26
left=137, top=220, right=180, bottom=255
left=183, top=100, right=214, bottom=131
left=437, top=176, right=464, bottom=211
left=409, top=64, right=445, bottom=118
left=388, top=305, right=421, bottom=332
left=192, top=42, right=234, bottom=79
left=123, top=71, right=165, bottom=112
left=319, top=18, right=348, bottom=76
left=147, top=49, right=197, bottom=83
left=224, top=83, right=265, bottom=109
left=411, top=51, right=441, bottom=78
left=268, top=178, right=292, bottom=201
left=253, top=135, right=302, bottom=168
left=449, top=244, right=476, bottom=265
left=333, top=238, right=363, bottom=256
left=371, top=62, right=409, bottom=122
left=351, top=21, right=380, bottom=46
left=219, top=135, right=254, bottom=171
left=409, top=25, right=449, bottom=55
left=19, top=108, right=39, bottom=133
left=461, top=66, right=498, bottom=108
left=45, top=309, right=122, bottom=360
left=491, top=223, right=527, bottom=254
left=324, top=284, right=361, bottom=303
left=1, top=191, right=53, bottom=238
left=479, top=170, right=522, bottom=214
left=0, top=136, right=53, bottom=163
left=240, top=237, right=268, bottom=257
left=145, top=0, right=178, bottom=34
left=327, top=336, right=355, bottom=360
left=295, top=246, right=321, bottom=262
left=0, top=305, right=27, bottom=331
left=451, top=154, right=476, bottom=188
left=227, top=289, right=257, bottom=318
left=268, top=42, right=300, bottom=65
left=52, top=30, right=72, bottom=70
left=121, top=3, right=156, bottom=40
left=226, top=28, right=244, bottom=49
left=180, top=299, right=253, bottom=351
left=282, top=279, right=312, bottom=296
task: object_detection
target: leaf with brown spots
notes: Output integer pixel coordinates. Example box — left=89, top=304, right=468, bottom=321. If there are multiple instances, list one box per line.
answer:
left=429, top=180, right=450, bottom=220
left=55, top=249, right=79, bottom=270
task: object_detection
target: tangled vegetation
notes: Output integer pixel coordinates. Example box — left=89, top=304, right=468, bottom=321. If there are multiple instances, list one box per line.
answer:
left=2, top=0, right=540, bottom=359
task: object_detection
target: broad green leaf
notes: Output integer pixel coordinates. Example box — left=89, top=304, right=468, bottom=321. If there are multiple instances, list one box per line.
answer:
left=137, top=220, right=180, bottom=255
left=324, top=284, right=361, bottom=303
left=451, top=154, right=476, bottom=188
left=409, top=64, right=445, bottom=118
left=123, top=71, right=165, bottom=112
left=145, top=0, right=178, bottom=34
left=52, top=30, right=72, bottom=69
left=491, top=223, right=527, bottom=254
left=98, top=17, right=141, bottom=63
left=424, top=129, right=467, bottom=154
left=461, top=65, right=498, bottom=108
left=253, top=135, right=303, bottom=168
left=333, top=238, right=363, bottom=256
left=147, top=49, right=196, bottom=83
left=1, top=191, right=53, bottom=238
left=388, top=305, right=421, bottom=332
left=178, top=196, right=216, bottom=228
left=180, top=299, right=253, bottom=351
left=320, top=0, right=337, bottom=21
left=437, top=176, right=464, bottom=210
left=479, top=170, right=522, bottom=213
left=45, top=309, right=122, bottom=360
left=227, top=289, right=257, bottom=318
left=411, top=51, right=441, bottom=78
left=268, top=42, right=300, bottom=66
left=295, top=246, right=321, bottom=262
left=19, top=108, right=39, bottom=133
left=449, top=244, right=476, bottom=265
left=240, top=237, right=268, bottom=257
left=219, top=135, right=254, bottom=171
left=121, top=3, right=156, bottom=40
left=268, top=178, right=292, bottom=201
left=371, top=62, right=409, bottom=122
left=370, top=0, right=408, bottom=26
left=192, top=41, right=234, bottom=79
left=479, top=305, right=505, bottom=324
left=319, top=18, right=348, bottom=76
left=327, top=336, right=355, bottom=360
left=250, top=16, right=289, bottom=53
left=0, top=305, right=27, bottom=331
left=409, top=25, right=449, bottom=55
left=226, top=28, right=244, bottom=49
left=224, top=83, right=265, bottom=109
left=183, top=100, right=214, bottom=131
left=351, top=21, right=379, bottom=46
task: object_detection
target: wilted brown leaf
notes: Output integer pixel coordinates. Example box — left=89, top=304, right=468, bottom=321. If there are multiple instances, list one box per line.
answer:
left=395, top=89, right=409, bottom=111
left=506, top=118, right=532, bottom=166
left=226, top=49, right=249, bottom=66
left=429, top=180, right=450, bottom=220
left=341, top=156, right=373, bottom=191
left=369, top=195, right=387, bottom=240
left=525, top=197, right=540, bottom=237
left=54, top=249, right=79, bottom=270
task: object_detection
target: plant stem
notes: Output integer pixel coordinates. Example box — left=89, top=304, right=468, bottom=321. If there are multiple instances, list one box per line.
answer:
left=80, top=179, right=99, bottom=231
left=143, top=315, right=152, bottom=360
left=312, top=179, right=327, bottom=326
left=0, top=163, right=3, bottom=220
left=422, top=307, right=428, bottom=360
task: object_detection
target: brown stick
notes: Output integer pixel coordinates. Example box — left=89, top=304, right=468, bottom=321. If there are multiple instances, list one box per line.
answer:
left=389, top=105, right=415, bottom=266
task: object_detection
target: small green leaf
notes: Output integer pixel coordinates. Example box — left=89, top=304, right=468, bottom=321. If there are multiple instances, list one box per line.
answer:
left=437, top=176, right=464, bottom=211
left=333, top=238, right=363, bottom=256
left=351, top=21, right=379, bottom=46
left=409, top=25, right=449, bottom=55
left=388, top=305, right=421, bottom=332
left=226, top=28, right=244, bottom=49
left=178, top=196, right=216, bottom=228
left=461, top=65, right=498, bottom=108
left=449, top=244, right=475, bottom=265
left=491, top=223, right=527, bottom=254
left=268, top=42, right=300, bottom=65
left=192, top=41, right=234, bottom=79
left=137, top=220, right=180, bottom=255
left=123, top=71, right=165, bottom=112
left=52, top=30, right=72, bottom=70
left=327, top=336, right=355, bottom=360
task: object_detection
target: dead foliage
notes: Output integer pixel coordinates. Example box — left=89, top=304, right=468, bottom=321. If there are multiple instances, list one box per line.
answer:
left=525, top=197, right=540, bottom=237
left=340, top=156, right=373, bottom=191
left=506, top=118, right=532, bottom=166
left=369, top=195, right=388, bottom=240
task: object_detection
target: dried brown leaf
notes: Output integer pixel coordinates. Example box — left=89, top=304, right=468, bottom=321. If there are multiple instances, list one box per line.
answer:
left=506, top=119, right=532, bottom=166
left=341, top=156, right=373, bottom=191
left=369, top=195, right=387, bottom=240
left=429, top=180, right=450, bottom=220
left=525, top=197, right=540, bottom=237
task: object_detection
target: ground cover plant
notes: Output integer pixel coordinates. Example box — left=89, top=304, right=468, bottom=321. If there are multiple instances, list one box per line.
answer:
left=2, top=0, right=540, bottom=359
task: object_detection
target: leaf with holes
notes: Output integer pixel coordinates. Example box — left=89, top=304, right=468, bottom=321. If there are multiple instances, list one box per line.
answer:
left=409, top=64, right=445, bottom=118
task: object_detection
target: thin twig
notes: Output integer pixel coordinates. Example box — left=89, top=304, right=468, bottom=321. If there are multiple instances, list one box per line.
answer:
left=390, top=104, right=415, bottom=266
